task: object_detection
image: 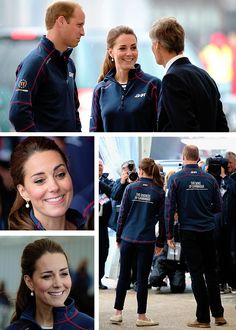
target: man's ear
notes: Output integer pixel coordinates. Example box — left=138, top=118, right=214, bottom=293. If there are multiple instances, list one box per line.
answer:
left=17, top=184, right=29, bottom=201
left=24, top=275, right=33, bottom=291
left=56, top=15, right=67, bottom=27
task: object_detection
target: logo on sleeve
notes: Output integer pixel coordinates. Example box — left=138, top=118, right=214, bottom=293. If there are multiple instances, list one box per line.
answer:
left=16, top=79, right=29, bottom=92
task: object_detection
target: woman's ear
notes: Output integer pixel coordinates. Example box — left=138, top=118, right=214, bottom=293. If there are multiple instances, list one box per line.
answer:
left=108, top=48, right=113, bottom=60
left=17, top=184, right=29, bottom=201
left=24, top=275, right=33, bottom=291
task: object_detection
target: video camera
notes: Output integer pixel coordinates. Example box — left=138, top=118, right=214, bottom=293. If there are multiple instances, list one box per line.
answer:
left=207, top=155, right=228, bottom=177
left=127, top=161, right=138, bottom=182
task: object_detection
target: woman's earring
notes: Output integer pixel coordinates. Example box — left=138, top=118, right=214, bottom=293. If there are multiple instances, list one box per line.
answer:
left=111, top=57, right=114, bottom=62
left=30, top=291, right=34, bottom=296
left=25, top=200, right=30, bottom=208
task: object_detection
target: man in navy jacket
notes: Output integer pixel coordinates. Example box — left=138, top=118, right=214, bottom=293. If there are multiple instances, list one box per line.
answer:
left=149, top=17, right=229, bottom=132
left=165, top=144, right=227, bottom=328
left=9, top=1, right=85, bottom=132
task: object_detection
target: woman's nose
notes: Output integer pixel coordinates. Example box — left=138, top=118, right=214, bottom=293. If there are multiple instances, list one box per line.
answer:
left=48, top=178, right=60, bottom=192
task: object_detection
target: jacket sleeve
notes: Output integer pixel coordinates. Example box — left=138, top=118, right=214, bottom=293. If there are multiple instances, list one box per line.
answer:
left=116, top=186, right=131, bottom=242
left=156, top=191, right=166, bottom=247
left=215, top=87, right=229, bottom=132
left=111, top=179, right=129, bottom=201
left=9, top=58, right=44, bottom=132
left=223, top=175, right=236, bottom=194
left=165, top=177, right=177, bottom=240
left=89, top=85, right=104, bottom=132
left=151, top=78, right=161, bottom=132
left=212, top=179, right=223, bottom=213
left=74, top=80, right=82, bottom=132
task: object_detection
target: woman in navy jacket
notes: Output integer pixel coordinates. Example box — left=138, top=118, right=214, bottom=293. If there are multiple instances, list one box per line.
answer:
left=8, top=137, right=85, bottom=230
left=89, top=26, right=161, bottom=132
left=110, top=158, right=165, bottom=327
left=5, top=238, right=94, bottom=330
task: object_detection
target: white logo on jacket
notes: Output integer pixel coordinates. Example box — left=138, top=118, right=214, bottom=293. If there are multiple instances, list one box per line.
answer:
left=134, top=93, right=146, bottom=98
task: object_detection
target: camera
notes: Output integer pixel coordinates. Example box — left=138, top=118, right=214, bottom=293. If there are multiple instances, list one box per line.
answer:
left=206, top=155, right=228, bottom=177
left=127, top=161, right=138, bottom=182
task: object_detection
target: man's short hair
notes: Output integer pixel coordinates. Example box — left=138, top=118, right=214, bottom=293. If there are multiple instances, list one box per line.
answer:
left=182, top=145, right=199, bottom=162
left=45, top=1, right=80, bottom=30
left=149, top=17, right=185, bottom=54
left=225, top=151, right=236, bottom=160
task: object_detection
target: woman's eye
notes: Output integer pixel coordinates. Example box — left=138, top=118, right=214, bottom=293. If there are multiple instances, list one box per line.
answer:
left=34, top=178, right=44, bottom=184
left=42, top=275, right=51, bottom=279
left=57, top=172, right=66, bottom=179
left=61, top=272, right=69, bottom=277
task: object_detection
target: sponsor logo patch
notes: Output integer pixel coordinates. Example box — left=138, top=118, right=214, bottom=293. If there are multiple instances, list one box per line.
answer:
left=18, top=79, right=27, bottom=89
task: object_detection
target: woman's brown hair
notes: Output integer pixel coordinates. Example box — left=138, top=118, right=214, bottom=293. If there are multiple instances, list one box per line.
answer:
left=98, top=25, right=137, bottom=82
left=8, top=137, right=68, bottom=230
left=11, top=238, right=69, bottom=322
left=139, top=158, right=163, bottom=187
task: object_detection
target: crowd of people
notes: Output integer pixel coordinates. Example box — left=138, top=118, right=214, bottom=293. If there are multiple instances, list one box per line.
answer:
left=99, top=145, right=236, bottom=328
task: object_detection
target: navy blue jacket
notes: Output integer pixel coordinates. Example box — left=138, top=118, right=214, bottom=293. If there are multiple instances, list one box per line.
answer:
left=9, top=36, right=81, bottom=132
left=29, top=208, right=85, bottom=230
left=165, top=164, right=222, bottom=240
left=158, top=57, right=229, bottom=132
left=90, top=64, right=161, bottom=132
left=116, top=177, right=165, bottom=247
left=5, top=298, right=94, bottom=330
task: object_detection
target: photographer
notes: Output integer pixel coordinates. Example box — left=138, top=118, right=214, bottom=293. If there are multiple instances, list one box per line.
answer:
left=109, top=160, right=138, bottom=231
left=99, top=159, right=114, bottom=289
left=219, top=152, right=236, bottom=293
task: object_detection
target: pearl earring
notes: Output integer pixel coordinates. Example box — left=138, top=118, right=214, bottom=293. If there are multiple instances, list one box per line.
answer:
left=30, top=291, right=34, bottom=296
left=25, top=200, right=30, bottom=208
left=111, top=57, right=114, bottom=62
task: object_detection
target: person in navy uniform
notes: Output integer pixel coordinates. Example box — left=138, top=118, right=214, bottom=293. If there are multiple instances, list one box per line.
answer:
left=165, top=144, right=227, bottom=328
left=5, top=238, right=94, bottom=330
left=110, top=158, right=165, bottom=327
left=149, top=17, right=229, bottom=132
left=9, top=1, right=85, bottom=132
left=89, top=26, right=161, bottom=132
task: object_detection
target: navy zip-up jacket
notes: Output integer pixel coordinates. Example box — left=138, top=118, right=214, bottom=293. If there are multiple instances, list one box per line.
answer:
left=116, top=177, right=165, bottom=247
left=165, top=164, right=222, bottom=240
left=5, top=298, right=94, bottom=330
left=89, top=64, right=161, bottom=132
left=9, top=36, right=81, bottom=132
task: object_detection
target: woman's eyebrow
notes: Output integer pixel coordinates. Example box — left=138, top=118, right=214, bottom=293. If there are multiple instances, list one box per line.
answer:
left=31, top=164, right=66, bottom=178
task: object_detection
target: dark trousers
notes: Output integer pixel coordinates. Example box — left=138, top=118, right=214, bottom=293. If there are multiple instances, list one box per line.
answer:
left=180, top=230, right=224, bottom=323
left=114, top=240, right=155, bottom=314
left=99, top=221, right=109, bottom=283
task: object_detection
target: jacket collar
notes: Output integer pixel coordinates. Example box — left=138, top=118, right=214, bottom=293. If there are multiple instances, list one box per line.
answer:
left=104, top=63, right=143, bottom=82
left=29, top=209, right=85, bottom=230
left=40, top=36, right=73, bottom=59
left=21, top=297, right=77, bottom=325
left=167, top=56, right=191, bottom=72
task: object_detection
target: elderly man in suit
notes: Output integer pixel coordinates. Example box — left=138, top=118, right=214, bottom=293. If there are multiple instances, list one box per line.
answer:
left=149, top=17, right=229, bottom=132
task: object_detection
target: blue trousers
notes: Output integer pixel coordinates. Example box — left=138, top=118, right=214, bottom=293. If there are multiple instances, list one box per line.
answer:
left=180, top=230, right=224, bottom=323
left=114, top=240, right=155, bottom=314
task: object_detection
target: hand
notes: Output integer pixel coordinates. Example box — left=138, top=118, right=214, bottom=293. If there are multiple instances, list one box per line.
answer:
left=120, top=171, right=129, bottom=184
left=116, top=242, right=121, bottom=248
left=155, top=247, right=163, bottom=256
left=167, top=239, right=176, bottom=249
left=220, top=166, right=226, bottom=178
